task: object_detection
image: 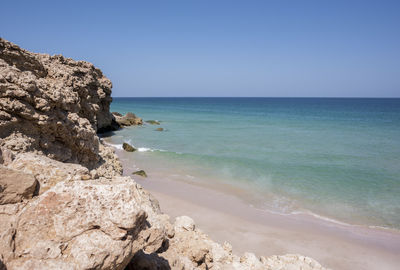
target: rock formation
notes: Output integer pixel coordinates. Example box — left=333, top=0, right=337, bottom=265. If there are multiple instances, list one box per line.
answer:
left=113, top=112, right=143, bottom=127
left=0, top=166, right=38, bottom=204
left=0, top=38, right=327, bottom=270
left=0, top=38, right=119, bottom=168
left=132, top=170, right=147, bottom=178
left=123, top=142, right=136, bottom=152
left=146, top=120, right=160, bottom=125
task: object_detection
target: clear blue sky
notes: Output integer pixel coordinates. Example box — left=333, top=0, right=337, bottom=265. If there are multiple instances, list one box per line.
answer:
left=1, top=0, right=399, bottom=97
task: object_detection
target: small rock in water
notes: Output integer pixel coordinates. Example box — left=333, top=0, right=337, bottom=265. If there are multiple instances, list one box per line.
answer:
left=132, top=170, right=147, bottom=177
left=114, top=112, right=143, bottom=126
left=145, top=120, right=160, bottom=125
left=155, top=127, right=164, bottom=131
left=122, top=142, right=136, bottom=152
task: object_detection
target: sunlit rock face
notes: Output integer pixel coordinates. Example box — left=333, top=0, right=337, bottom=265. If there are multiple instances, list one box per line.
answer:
left=0, top=38, right=117, bottom=167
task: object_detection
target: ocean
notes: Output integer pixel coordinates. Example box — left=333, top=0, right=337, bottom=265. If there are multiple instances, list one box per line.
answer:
left=107, top=97, right=400, bottom=230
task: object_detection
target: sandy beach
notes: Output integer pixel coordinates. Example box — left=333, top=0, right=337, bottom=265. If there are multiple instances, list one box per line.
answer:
left=124, top=163, right=400, bottom=270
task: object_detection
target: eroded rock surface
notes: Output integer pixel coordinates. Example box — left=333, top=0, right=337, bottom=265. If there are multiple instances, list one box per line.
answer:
left=0, top=166, right=37, bottom=204
left=0, top=38, right=117, bottom=167
left=113, top=112, right=143, bottom=127
left=8, top=179, right=154, bottom=270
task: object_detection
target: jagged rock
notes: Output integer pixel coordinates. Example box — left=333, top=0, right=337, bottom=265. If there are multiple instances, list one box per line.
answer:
left=240, top=252, right=264, bottom=269
left=145, top=120, right=160, bottom=125
left=0, top=38, right=116, bottom=167
left=132, top=170, right=147, bottom=178
left=0, top=147, right=14, bottom=166
left=113, top=112, right=142, bottom=127
left=260, top=254, right=325, bottom=270
left=0, top=166, right=37, bottom=204
left=123, top=142, right=136, bottom=152
left=5, top=178, right=162, bottom=270
left=174, top=216, right=195, bottom=232
left=7, top=152, right=89, bottom=194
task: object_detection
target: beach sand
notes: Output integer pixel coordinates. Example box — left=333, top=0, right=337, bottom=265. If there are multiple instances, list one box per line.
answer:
left=132, top=174, right=400, bottom=270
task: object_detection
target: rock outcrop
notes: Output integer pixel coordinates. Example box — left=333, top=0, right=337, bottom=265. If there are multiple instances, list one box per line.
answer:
left=123, top=142, right=136, bottom=152
left=113, top=112, right=143, bottom=127
left=146, top=120, right=161, bottom=125
left=0, top=38, right=118, bottom=168
left=132, top=170, right=148, bottom=178
left=0, top=38, right=327, bottom=270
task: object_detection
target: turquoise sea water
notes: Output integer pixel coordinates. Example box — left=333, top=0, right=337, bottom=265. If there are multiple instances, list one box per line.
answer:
left=108, top=98, right=400, bottom=229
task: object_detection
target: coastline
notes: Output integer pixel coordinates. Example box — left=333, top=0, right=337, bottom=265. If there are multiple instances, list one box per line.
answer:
left=1, top=38, right=332, bottom=269
left=111, top=146, right=400, bottom=270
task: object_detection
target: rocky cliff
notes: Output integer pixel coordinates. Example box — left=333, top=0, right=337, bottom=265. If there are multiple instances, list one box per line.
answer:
left=0, top=38, right=119, bottom=168
left=0, top=38, right=327, bottom=270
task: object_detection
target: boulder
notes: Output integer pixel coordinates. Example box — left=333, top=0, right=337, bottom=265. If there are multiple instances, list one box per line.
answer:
left=6, top=178, right=163, bottom=270
left=7, top=152, right=89, bottom=194
left=113, top=112, right=143, bottom=126
left=155, top=127, right=164, bottom=131
left=0, top=166, right=37, bottom=204
left=123, top=142, right=136, bottom=152
left=174, top=216, right=196, bottom=232
left=132, top=170, right=147, bottom=178
left=145, top=120, right=160, bottom=125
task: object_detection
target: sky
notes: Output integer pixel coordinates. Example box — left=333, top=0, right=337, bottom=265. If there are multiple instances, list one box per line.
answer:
left=1, top=0, right=399, bottom=97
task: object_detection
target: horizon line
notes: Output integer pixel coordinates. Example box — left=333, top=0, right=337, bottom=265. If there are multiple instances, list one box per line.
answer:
left=112, top=96, right=400, bottom=99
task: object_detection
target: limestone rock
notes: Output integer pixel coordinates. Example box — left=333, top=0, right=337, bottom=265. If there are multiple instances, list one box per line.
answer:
left=174, top=216, right=196, bottom=232
left=145, top=120, right=160, bottom=125
left=0, top=38, right=116, bottom=167
left=240, top=252, right=264, bottom=269
left=132, top=170, right=147, bottom=178
left=112, top=112, right=123, bottom=117
left=123, top=142, right=136, bottom=152
left=8, top=152, right=89, bottom=194
left=6, top=178, right=157, bottom=270
left=261, top=254, right=325, bottom=270
left=113, top=112, right=143, bottom=126
left=0, top=166, right=37, bottom=204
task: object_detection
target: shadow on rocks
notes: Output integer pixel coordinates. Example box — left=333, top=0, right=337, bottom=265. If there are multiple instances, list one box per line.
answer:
left=97, top=130, right=118, bottom=138
left=125, top=250, right=171, bottom=270
left=0, top=259, right=7, bottom=270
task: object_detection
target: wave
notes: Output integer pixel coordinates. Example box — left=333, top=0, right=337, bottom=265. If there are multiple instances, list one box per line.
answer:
left=104, top=141, right=167, bottom=153
left=104, top=140, right=400, bottom=231
left=104, top=142, right=124, bottom=150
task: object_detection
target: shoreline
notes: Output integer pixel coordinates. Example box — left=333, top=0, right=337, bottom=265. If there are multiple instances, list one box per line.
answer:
left=109, top=145, right=400, bottom=270
left=1, top=39, right=334, bottom=270
left=104, top=140, right=400, bottom=233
